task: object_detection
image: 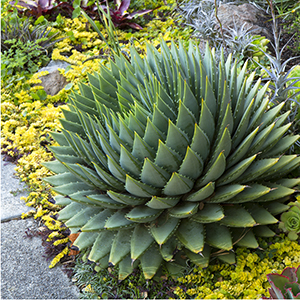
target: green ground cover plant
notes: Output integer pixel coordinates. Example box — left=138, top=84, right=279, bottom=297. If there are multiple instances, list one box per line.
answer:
left=1, top=0, right=300, bottom=298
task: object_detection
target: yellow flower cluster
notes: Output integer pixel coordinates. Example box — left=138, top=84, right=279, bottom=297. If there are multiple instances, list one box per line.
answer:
left=49, top=246, right=69, bottom=268
left=175, top=237, right=300, bottom=299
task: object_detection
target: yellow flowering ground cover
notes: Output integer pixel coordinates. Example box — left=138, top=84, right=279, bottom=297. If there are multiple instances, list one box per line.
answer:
left=174, top=236, right=300, bottom=299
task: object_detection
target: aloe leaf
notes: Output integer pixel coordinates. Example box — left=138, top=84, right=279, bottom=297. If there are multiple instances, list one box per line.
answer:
left=176, top=100, right=197, bottom=138
left=247, top=123, right=276, bottom=156
left=48, top=145, right=77, bottom=157
left=243, top=203, right=278, bottom=225
left=238, top=158, right=279, bottom=183
left=152, top=104, right=169, bottom=133
left=275, top=178, right=300, bottom=188
left=81, top=209, right=114, bottom=232
left=198, top=99, right=215, bottom=142
left=131, top=224, right=155, bottom=262
left=226, top=184, right=271, bottom=203
left=184, top=244, right=211, bottom=267
left=109, top=228, right=132, bottom=266
left=234, top=228, right=259, bottom=248
left=140, top=158, right=171, bottom=188
left=60, top=119, right=85, bottom=136
left=192, top=204, right=224, bottom=223
left=182, top=80, right=200, bottom=120
left=140, top=244, right=163, bottom=280
left=93, top=162, right=125, bottom=191
left=221, top=205, right=256, bottom=227
left=208, top=127, right=232, bottom=169
left=69, top=190, right=106, bottom=206
left=119, top=116, right=134, bottom=147
left=168, top=202, right=199, bottom=218
left=66, top=207, right=102, bottom=228
left=258, top=101, right=285, bottom=132
left=178, top=146, right=204, bottom=180
left=50, top=132, right=70, bottom=147
left=160, top=238, right=178, bottom=261
left=209, top=184, right=246, bottom=203
left=259, top=123, right=292, bottom=154
left=132, top=132, right=155, bottom=161
left=165, top=119, right=190, bottom=156
left=150, top=214, right=180, bottom=246
left=44, top=172, right=79, bottom=187
left=125, top=174, right=160, bottom=197
left=254, top=183, right=295, bottom=202
left=89, top=138, right=109, bottom=169
left=195, top=152, right=226, bottom=189
left=176, top=219, right=204, bottom=253
left=259, top=135, right=300, bottom=158
left=232, top=98, right=254, bottom=148
left=54, top=153, right=86, bottom=165
left=107, top=155, right=126, bottom=183
left=62, top=162, right=105, bottom=189
left=226, top=127, right=259, bottom=169
left=104, top=210, right=134, bottom=230
left=87, top=194, right=126, bottom=209
left=146, top=196, right=181, bottom=209
left=78, top=164, right=112, bottom=190
left=217, top=155, right=257, bottom=186
left=205, top=223, right=233, bottom=250
left=107, top=190, right=148, bottom=206
left=58, top=202, right=85, bottom=221
left=185, top=182, right=215, bottom=202
left=253, top=225, right=275, bottom=237
left=217, top=252, right=236, bottom=264
left=163, top=172, right=194, bottom=196
left=216, top=101, right=234, bottom=139
left=262, top=201, right=289, bottom=215
left=190, top=124, right=210, bottom=162
left=88, top=231, right=115, bottom=263
left=155, top=140, right=182, bottom=172
left=118, top=255, right=137, bottom=281
left=126, top=206, right=163, bottom=223
left=54, top=195, right=71, bottom=206
left=52, top=182, right=92, bottom=196
left=165, top=254, right=187, bottom=277
left=143, top=117, right=166, bottom=150
left=264, top=156, right=300, bottom=180
left=247, top=94, right=270, bottom=132
left=73, top=232, right=99, bottom=251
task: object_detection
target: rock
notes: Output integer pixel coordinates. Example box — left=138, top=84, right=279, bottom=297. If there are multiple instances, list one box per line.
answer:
left=217, top=3, right=272, bottom=40
left=37, top=60, right=70, bottom=96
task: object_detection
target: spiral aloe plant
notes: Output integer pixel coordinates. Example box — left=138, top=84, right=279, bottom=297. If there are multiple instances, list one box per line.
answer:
left=44, top=40, right=300, bottom=280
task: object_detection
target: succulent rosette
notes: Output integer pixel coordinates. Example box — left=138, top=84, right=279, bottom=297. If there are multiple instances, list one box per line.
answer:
left=264, top=265, right=300, bottom=299
left=279, top=202, right=300, bottom=240
left=44, top=40, right=300, bottom=280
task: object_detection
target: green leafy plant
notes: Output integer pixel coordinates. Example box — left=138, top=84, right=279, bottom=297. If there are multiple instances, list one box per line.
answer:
left=263, top=265, right=300, bottom=299
left=44, top=40, right=300, bottom=280
left=1, top=16, right=61, bottom=53
left=279, top=201, right=300, bottom=240
left=1, top=16, right=63, bottom=85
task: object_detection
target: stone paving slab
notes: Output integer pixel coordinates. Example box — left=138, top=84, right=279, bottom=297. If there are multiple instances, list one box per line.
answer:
left=1, top=157, right=80, bottom=299
left=1, top=218, right=80, bottom=299
left=1, top=158, right=33, bottom=222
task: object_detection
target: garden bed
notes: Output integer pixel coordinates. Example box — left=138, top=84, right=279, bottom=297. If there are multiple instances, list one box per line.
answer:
left=1, top=0, right=300, bottom=298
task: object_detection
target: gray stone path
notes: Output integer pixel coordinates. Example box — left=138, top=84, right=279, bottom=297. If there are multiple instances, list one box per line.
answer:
left=1, top=157, right=80, bottom=299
